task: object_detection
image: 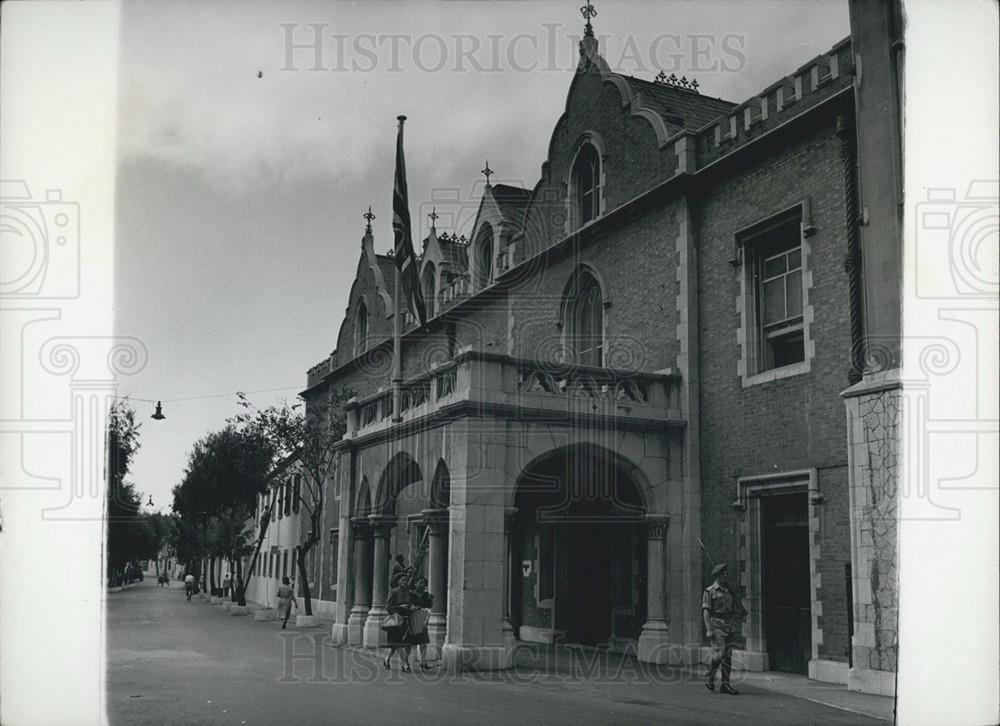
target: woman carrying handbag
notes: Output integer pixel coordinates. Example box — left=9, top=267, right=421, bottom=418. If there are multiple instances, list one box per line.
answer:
left=382, top=573, right=414, bottom=671
left=407, top=577, right=433, bottom=670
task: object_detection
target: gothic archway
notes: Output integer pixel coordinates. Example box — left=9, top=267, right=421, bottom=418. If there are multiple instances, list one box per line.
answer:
left=511, top=443, right=647, bottom=648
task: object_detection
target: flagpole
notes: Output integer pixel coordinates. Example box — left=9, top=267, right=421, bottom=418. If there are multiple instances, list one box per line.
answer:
left=391, top=114, right=406, bottom=424
left=392, top=260, right=402, bottom=423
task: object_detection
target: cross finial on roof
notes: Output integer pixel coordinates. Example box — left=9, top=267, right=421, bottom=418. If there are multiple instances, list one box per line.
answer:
left=580, top=1, right=597, bottom=38
left=428, top=207, right=438, bottom=229
left=481, top=161, right=493, bottom=185
left=363, top=205, right=375, bottom=234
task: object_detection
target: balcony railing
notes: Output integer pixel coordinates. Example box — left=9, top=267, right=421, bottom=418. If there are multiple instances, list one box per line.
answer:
left=344, top=349, right=683, bottom=439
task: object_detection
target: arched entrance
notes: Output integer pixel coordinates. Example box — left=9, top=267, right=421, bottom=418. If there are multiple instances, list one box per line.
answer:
left=512, top=444, right=647, bottom=649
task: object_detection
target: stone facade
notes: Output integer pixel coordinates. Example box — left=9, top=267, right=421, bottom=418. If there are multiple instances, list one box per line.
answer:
left=299, top=12, right=902, bottom=689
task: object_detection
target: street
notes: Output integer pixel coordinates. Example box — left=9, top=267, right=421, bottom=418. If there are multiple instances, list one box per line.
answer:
left=108, top=581, right=886, bottom=725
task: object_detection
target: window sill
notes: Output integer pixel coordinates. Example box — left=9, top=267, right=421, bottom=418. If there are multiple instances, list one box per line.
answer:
left=742, top=360, right=810, bottom=388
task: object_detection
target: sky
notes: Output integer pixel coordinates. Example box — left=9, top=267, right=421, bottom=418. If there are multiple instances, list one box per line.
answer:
left=114, top=0, right=850, bottom=512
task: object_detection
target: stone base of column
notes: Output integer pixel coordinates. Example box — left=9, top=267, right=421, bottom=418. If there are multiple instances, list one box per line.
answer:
left=362, top=606, right=388, bottom=649
left=441, top=643, right=514, bottom=672
left=296, top=614, right=319, bottom=628
left=347, top=608, right=368, bottom=646
left=732, top=649, right=769, bottom=672
left=228, top=605, right=248, bottom=616
left=425, top=614, right=446, bottom=660
left=637, top=620, right=672, bottom=664
left=501, top=619, right=516, bottom=654
left=808, top=658, right=849, bottom=685
left=848, top=667, right=896, bottom=696
left=331, top=622, right=349, bottom=645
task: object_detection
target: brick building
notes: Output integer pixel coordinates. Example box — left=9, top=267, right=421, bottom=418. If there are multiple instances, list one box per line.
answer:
left=300, top=3, right=903, bottom=697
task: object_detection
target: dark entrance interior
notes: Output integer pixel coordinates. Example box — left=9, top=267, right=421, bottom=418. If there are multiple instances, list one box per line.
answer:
left=512, top=445, right=646, bottom=648
left=762, top=492, right=812, bottom=674
left=565, top=522, right=615, bottom=644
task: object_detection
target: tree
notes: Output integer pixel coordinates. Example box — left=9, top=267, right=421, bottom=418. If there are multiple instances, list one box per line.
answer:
left=171, top=425, right=275, bottom=599
left=234, top=388, right=352, bottom=615
left=106, top=401, right=143, bottom=586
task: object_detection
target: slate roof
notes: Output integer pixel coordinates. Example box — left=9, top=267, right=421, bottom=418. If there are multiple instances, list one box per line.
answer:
left=490, top=184, right=532, bottom=230
left=621, top=76, right=737, bottom=131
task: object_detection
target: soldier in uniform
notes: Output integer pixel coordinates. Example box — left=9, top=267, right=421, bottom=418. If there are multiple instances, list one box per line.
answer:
left=702, top=562, right=744, bottom=695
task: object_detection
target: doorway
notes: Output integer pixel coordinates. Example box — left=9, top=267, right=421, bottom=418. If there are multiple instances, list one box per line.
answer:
left=512, top=444, right=647, bottom=648
left=761, top=493, right=811, bottom=674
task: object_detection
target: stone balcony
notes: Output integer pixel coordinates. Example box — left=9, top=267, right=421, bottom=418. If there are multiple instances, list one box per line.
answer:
left=343, top=348, right=684, bottom=441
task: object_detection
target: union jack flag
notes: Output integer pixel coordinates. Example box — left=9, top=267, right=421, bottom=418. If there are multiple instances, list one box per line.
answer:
left=392, top=116, right=427, bottom=330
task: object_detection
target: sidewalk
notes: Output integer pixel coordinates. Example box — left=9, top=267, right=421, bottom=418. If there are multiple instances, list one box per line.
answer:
left=705, top=667, right=894, bottom=722
left=329, top=640, right=894, bottom=721
left=507, top=643, right=894, bottom=723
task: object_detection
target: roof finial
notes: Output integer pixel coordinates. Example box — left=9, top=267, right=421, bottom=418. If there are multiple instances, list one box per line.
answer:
left=481, top=161, right=494, bottom=186
left=580, top=1, right=597, bottom=38
left=363, top=205, right=375, bottom=234
left=428, top=207, right=438, bottom=231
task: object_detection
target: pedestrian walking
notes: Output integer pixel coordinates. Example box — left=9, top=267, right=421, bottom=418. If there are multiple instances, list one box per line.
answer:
left=184, top=572, right=195, bottom=602
left=382, top=573, right=414, bottom=671
left=702, top=562, right=744, bottom=695
left=408, top=577, right=433, bottom=670
left=222, top=573, right=232, bottom=598
left=277, top=576, right=297, bottom=629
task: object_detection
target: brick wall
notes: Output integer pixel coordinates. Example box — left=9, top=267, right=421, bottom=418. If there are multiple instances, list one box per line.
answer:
left=695, top=114, right=853, bottom=661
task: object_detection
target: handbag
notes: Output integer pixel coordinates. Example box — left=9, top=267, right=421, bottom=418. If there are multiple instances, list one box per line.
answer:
left=381, top=612, right=404, bottom=631
left=408, top=608, right=429, bottom=636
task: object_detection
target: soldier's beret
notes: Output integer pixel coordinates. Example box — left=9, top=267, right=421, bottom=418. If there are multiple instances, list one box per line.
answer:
left=711, top=563, right=729, bottom=577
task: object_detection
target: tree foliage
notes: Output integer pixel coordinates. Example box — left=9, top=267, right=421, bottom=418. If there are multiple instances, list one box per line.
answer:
left=232, top=389, right=352, bottom=614
left=170, top=423, right=276, bottom=596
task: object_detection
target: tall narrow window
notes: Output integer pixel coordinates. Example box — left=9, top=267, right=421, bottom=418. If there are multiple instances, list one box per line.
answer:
left=743, top=212, right=805, bottom=373
left=421, top=263, right=437, bottom=316
left=474, top=227, right=494, bottom=290
left=566, top=269, right=604, bottom=366
left=292, top=474, right=301, bottom=513
left=354, top=301, right=369, bottom=355
left=572, top=143, right=601, bottom=228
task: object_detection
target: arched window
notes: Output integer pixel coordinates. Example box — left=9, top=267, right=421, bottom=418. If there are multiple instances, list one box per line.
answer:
left=354, top=301, right=369, bottom=355
left=568, top=270, right=604, bottom=366
left=572, top=143, right=601, bottom=228
left=474, top=227, right=494, bottom=291
left=421, top=262, right=437, bottom=316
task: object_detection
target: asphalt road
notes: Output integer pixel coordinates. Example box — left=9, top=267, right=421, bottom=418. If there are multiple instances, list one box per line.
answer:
left=108, top=581, right=882, bottom=726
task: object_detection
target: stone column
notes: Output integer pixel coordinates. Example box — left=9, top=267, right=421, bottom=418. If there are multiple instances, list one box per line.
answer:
left=422, top=508, right=449, bottom=659
left=501, top=507, right=518, bottom=651
left=362, top=515, right=395, bottom=648
left=638, top=514, right=672, bottom=664
left=346, top=518, right=372, bottom=646
left=440, top=423, right=509, bottom=672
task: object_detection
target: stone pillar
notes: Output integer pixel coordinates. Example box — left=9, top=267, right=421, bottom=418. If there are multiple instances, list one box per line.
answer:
left=501, top=507, right=518, bottom=652
left=440, top=424, right=510, bottom=672
left=346, top=518, right=373, bottom=646
left=362, top=515, right=395, bottom=648
left=638, top=514, right=672, bottom=664
left=842, top=370, right=901, bottom=696
left=422, top=508, right=449, bottom=659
